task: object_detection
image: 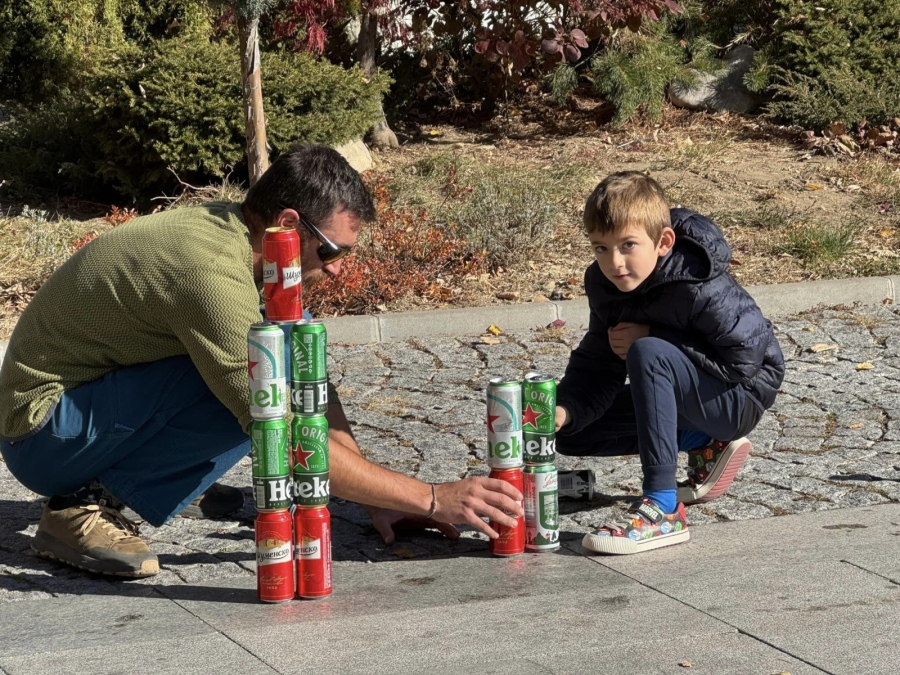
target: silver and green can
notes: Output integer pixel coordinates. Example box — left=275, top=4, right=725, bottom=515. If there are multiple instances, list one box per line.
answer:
left=247, top=322, right=287, bottom=421
left=291, top=415, right=329, bottom=474
left=486, top=377, right=523, bottom=469
left=522, top=372, right=556, bottom=465
left=251, top=419, right=291, bottom=511
left=524, top=464, right=560, bottom=552
left=558, top=469, right=595, bottom=501
left=290, top=320, right=328, bottom=415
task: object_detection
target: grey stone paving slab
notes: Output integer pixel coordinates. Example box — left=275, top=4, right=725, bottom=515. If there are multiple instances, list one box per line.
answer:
left=584, top=505, right=900, bottom=675
left=0, top=634, right=277, bottom=675
left=221, top=586, right=730, bottom=675
left=528, top=633, right=825, bottom=675
left=843, top=551, right=900, bottom=584
left=155, top=549, right=624, bottom=629
left=0, top=592, right=214, bottom=657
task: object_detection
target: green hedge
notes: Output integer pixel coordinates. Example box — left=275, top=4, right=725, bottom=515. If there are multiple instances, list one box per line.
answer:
left=0, top=39, right=389, bottom=201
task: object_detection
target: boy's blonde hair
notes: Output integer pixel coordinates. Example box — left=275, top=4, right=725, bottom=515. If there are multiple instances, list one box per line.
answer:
left=583, top=171, right=670, bottom=243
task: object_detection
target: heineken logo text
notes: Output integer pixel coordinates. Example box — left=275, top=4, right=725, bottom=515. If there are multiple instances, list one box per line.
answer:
left=488, top=434, right=521, bottom=460
left=525, top=436, right=556, bottom=457
left=295, top=476, right=330, bottom=499
left=266, top=478, right=291, bottom=503
left=251, top=383, right=284, bottom=409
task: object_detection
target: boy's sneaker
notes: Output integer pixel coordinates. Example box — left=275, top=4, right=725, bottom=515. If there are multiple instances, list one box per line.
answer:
left=676, top=437, right=752, bottom=505
left=32, top=497, right=159, bottom=578
left=581, top=498, right=690, bottom=555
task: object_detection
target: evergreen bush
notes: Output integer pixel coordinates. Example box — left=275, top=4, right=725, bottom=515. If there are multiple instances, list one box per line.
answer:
left=0, top=38, right=389, bottom=201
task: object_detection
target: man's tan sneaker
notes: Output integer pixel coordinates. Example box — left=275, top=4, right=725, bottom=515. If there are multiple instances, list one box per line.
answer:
left=31, top=503, right=159, bottom=578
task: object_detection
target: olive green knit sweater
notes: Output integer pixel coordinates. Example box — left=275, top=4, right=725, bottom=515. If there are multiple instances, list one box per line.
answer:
left=0, top=202, right=262, bottom=441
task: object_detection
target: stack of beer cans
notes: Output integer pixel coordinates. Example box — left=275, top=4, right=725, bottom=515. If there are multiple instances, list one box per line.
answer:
left=290, top=319, right=333, bottom=600
left=247, top=226, right=333, bottom=603
left=521, top=372, right=560, bottom=552
left=485, top=377, right=527, bottom=556
left=485, top=373, right=561, bottom=555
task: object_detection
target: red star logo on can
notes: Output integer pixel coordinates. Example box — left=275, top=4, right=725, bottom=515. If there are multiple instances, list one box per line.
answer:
left=522, top=404, right=542, bottom=428
left=294, top=444, right=316, bottom=470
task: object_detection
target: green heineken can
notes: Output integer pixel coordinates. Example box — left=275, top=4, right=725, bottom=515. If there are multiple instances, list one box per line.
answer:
left=291, top=415, right=329, bottom=474
left=522, top=372, right=557, bottom=465
left=290, top=320, right=328, bottom=415
left=524, top=464, right=560, bottom=552
left=251, top=419, right=291, bottom=511
left=247, top=322, right=287, bottom=421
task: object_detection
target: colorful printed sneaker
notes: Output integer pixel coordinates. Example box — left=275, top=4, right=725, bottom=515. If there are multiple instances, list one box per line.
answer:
left=676, top=437, right=752, bottom=505
left=581, top=498, right=690, bottom=555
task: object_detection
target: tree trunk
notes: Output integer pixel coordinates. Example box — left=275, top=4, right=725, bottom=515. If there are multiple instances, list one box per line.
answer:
left=238, top=15, right=269, bottom=185
left=358, top=8, right=399, bottom=149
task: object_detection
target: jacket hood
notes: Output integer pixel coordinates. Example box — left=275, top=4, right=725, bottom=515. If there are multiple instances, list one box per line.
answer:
left=653, top=208, right=732, bottom=286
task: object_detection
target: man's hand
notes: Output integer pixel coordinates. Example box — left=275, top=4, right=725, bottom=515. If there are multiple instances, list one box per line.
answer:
left=608, top=322, right=650, bottom=359
left=365, top=476, right=522, bottom=544
left=431, top=476, right=523, bottom=539
left=367, top=507, right=460, bottom=545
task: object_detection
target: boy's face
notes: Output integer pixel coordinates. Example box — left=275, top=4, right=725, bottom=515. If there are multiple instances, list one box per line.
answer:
left=589, top=223, right=675, bottom=293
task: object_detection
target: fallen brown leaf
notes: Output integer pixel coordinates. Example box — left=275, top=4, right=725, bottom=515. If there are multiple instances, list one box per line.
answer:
left=848, top=423, right=863, bottom=429
left=809, top=343, right=839, bottom=353
left=481, top=336, right=501, bottom=345
left=487, top=324, right=503, bottom=335
left=495, top=292, right=520, bottom=301
left=678, top=661, right=693, bottom=668
left=856, top=362, right=875, bottom=371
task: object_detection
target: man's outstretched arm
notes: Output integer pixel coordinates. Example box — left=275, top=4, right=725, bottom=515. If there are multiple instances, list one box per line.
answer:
left=325, top=401, right=522, bottom=543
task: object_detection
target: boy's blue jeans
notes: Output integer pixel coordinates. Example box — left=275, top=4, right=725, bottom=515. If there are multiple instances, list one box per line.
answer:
left=557, top=337, right=762, bottom=493
left=0, top=321, right=305, bottom=527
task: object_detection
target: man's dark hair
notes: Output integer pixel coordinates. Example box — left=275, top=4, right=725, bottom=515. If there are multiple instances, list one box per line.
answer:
left=243, top=144, right=376, bottom=225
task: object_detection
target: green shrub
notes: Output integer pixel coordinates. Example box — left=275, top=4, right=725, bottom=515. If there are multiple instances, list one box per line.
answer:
left=590, top=28, right=696, bottom=126
left=0, top=38, right=390, bottom=201
left=0, top=0, right=213, bottom=104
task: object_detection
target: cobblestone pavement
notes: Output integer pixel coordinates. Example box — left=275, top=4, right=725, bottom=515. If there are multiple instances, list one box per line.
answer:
left=2, top=304, right=900, bottom=602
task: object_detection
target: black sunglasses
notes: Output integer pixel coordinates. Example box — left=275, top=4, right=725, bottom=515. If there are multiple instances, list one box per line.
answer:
left=293, top=211, right=354, bottom=264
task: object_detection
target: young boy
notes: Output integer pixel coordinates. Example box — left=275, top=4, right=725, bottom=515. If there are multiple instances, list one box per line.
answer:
left=555, top=172, right=784, bottom=555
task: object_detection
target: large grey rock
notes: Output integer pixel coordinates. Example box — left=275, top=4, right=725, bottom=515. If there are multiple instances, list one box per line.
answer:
left=669, top=45, right=760, bottom=114
left=333, top=138, right=374, bottom=173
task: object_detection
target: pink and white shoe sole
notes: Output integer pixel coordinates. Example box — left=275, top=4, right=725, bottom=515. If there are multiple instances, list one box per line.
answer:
left=676, top=437, right=752, bottom=505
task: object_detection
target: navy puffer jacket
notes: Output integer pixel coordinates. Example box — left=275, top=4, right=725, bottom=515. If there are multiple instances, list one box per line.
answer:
left=557, top=208, right=785, bottom=435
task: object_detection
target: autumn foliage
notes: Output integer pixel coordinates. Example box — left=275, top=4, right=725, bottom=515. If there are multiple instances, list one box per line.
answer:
left=305, top=175, right=483, bottom=316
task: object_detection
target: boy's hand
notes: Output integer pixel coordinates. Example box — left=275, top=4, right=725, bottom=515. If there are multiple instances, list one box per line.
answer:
left=608, top=322, right=650, bottom=359
left=555, top=406, right=569, bottom=431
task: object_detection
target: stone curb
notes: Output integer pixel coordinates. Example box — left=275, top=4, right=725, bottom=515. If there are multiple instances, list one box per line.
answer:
left=0, top=277, right=896, bottom=361
left=320, top=275, right=900, bottom=344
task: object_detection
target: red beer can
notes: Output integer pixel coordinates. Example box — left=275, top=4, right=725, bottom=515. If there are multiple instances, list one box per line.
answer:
left=294, top=506, right=333, bottom=599
left=255, top=510, right=295, bottom=603
left=263, top=226, right=303, bottom=322
left=488, top=467, right=525, bottom=557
